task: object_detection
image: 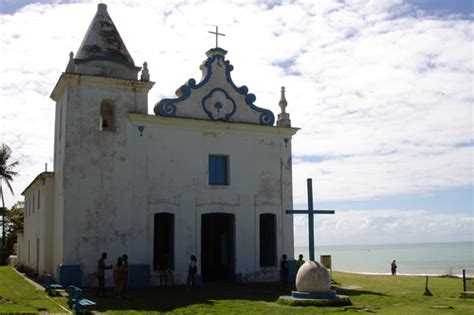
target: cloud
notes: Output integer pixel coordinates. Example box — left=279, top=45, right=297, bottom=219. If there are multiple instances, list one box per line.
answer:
left=0, top=0, right=472, bottom=219
left=294, top=209, right=474, bottom=246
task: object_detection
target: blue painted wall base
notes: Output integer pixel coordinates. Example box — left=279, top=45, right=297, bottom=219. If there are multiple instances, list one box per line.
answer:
left=289, top=260, right=297, bottom=283
left=129, top=264, right=151, bottom=288
left=234, top=273, right=242, bottom=283
left=193, top=274, right=203, bottom=287
left=58, top=264, right=82, bottom=287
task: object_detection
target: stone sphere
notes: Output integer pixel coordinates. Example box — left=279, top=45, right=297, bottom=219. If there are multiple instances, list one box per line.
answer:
left=295, top=261, right=331, bottom=292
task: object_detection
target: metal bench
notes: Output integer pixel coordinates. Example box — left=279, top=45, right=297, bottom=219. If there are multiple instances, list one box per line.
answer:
left=44, top=273, right=63, bottom=294
left=67, top=285, right=96, bottom=313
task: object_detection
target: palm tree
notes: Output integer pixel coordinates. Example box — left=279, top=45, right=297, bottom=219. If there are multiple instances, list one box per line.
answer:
left=0, top=144, right=18, bottom=264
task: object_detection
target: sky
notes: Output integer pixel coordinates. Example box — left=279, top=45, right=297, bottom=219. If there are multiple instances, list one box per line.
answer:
left=0, top=0, right=472, bottom=246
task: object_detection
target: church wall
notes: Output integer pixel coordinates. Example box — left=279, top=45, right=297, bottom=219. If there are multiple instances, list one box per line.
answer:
left=43, top=175, right=55, bottom=275
left=52, top=90, right=67, bottom=280
left=20, top=174, right=55, bottom=276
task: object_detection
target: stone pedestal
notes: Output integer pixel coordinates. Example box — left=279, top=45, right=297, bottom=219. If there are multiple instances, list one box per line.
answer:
left=277, top=261, right=351, bottom=307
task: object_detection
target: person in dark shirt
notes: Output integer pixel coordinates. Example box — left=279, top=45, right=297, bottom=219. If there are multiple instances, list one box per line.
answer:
left=97, top=252, right=113, bottom=297
left=391, top=260, right=397, bottom=275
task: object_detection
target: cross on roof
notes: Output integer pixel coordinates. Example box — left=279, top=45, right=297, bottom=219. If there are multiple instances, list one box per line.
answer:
left=208, top=26, right=225, bottom=48
left=286, top=178, right=335, bottom=262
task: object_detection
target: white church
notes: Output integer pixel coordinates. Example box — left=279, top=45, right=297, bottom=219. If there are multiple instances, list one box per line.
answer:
left=17, top=3, right=298, bottom=287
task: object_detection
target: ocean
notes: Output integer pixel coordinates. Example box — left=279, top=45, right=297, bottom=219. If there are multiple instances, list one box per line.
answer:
left=294, top=241, right=474, bottom=276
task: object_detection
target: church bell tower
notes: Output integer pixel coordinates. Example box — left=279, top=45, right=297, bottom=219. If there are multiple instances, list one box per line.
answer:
left=49, top=3, right=154, bottom=275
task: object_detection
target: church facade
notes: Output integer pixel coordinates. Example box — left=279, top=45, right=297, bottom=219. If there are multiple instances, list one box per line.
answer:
left=18, top=4, right=298, bottom=287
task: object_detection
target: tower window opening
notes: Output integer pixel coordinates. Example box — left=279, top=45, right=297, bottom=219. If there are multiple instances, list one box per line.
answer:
left=100, top=100, right=115, bottom=131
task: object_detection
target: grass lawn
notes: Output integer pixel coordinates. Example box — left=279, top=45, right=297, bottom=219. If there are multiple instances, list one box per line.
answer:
left=1, top=266, right=473, bottom=314
left=0, top=266, right=68, bottom=313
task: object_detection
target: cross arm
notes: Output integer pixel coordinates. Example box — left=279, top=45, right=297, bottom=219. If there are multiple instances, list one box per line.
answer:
left=285, top=210, right=335, bottom=214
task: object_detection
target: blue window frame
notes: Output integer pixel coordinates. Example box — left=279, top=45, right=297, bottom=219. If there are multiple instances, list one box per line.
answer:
left=209, top=155, right=229, bottom=185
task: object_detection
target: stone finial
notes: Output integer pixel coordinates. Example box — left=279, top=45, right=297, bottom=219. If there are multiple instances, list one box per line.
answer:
left=277, top=86, right=291, bottom=127
left=65, top=51, right=75, bottom=73
left=140, top=62, right=150, bottom=81
left=279, top=86, right=288, bottom=113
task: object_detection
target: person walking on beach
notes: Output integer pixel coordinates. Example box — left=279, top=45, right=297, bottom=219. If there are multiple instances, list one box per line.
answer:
left=280, top=254, right=289, bottom=285
left=97, top=252, right=113, bottom=297
left=187, top=255, right=198, bottom=286
left=391, top=260, right=397, bottom=275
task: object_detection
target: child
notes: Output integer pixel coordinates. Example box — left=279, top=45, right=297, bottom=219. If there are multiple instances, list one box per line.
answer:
left=187, top=255, right=197, bottom=286
left=113, top=257, right=125, bottom=298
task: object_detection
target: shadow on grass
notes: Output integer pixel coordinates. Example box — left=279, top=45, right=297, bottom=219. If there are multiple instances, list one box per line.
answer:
left=81, top=282, right=293, bottom=313
left=335, top=287, right=388, bottom=297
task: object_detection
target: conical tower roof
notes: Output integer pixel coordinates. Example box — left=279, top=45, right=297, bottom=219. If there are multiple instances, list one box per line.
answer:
left=75, top=3, right=135, bottom=68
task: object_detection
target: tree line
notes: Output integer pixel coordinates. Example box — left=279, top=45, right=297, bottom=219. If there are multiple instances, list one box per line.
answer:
left=1, top=144, right=21, bottom=265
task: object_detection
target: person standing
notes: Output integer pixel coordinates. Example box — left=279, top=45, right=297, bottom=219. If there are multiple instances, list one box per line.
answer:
left=391, top=260, right=397, bottom=275
left=97, top=252, right=112, bottom=297
left=122, top=254, right=129, bottom=293
left=113, top=257, right=125, bottom=298
left=158, top=253, right=170, bottom=286
left=296, top=254, right=305, bottom=272
left=280, top=254, right=289, bottom=285
left=187, top=255, right=197, bottom=286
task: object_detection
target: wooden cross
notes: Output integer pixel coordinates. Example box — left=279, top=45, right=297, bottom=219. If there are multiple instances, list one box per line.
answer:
left=208, top=26, right=225, bottom=48
left=286, top=178, right=335, bottom=262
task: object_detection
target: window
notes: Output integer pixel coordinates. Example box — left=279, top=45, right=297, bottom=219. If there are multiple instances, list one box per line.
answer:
left=32, top=194, right=35, bottom=214
left=209, top=155, right=229, bottom=185
left=100, top=100, right=115, bottom=131
left=37, top=189, right=40, bottom=210
left=260, top=213, right=277, bottom=267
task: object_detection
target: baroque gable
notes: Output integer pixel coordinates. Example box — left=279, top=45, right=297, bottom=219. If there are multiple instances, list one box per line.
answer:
left=154, top=48, right=275, bottom=126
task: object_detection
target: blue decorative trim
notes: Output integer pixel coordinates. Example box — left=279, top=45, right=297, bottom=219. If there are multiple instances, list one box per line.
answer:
left=291, top=290, right=337, bottom=300
left=193, top=274, right=203, bottom=287
left=202, top=88, right=237, bottom=121
left=154, top=51, right=275, bottom=126
left=58, top=264, right=82, bottom=287
left=129, top=264, right=151, bottom=288
left=234, top=273, right=242, bottom=283
left=137, top=125, right=145, bottom=137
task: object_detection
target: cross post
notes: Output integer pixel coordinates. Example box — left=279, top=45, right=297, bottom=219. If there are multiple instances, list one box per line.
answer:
left=286, top=178, right=335, bottom=262
left=208, top=26, right=226, bottom=48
